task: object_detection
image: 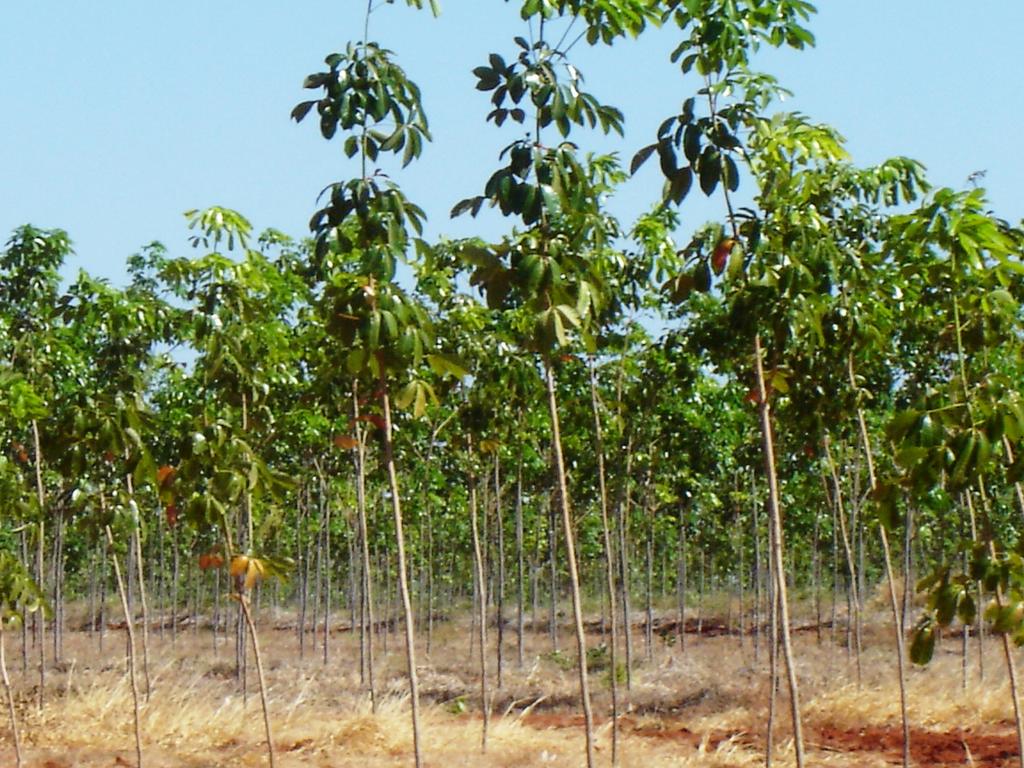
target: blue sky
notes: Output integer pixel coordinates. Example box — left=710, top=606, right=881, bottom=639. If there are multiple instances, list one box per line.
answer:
left=2, top=2, right=1021, bottom=285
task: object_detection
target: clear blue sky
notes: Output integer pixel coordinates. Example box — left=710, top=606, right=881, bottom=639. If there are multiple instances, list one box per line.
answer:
left=2, top=2, right=1021, bottom=284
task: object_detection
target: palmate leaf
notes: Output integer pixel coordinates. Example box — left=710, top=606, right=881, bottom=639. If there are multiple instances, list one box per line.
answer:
left=0, top=551, right=48, bottom=618
left=427, top=353, right=470, bottom=379
left=395, top=379, right=437, bottom=418
left=229, top=553, right=294, bottom=592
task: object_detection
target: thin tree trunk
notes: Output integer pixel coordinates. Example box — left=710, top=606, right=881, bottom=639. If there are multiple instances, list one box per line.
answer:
left=378, top=378, right=423, bottom=768
left=966, top=493, right=986, bottom=682
left=297, top=484, right=307, bottom=658
left=850, top=353, right=910, bottom=768
left=737, top=500, right=747, bottom=648
left=237, top=394, right=253, bottom=698
left=105, top=523, right=143, bottom=768
left=214, top=565, right=221, bottom=656
left=618, top=437, right=634, bottom=689
left=766, top=556, right=779, bottom=768
left=470, top=565, right=478, bottom=663
left=494, top=453, right=505, bottom=690
left=590, top=356, right=620, bottom=764
left=425, top=479, right=435, bottom=655
left=126, top=469, right=151, bottom=702
left=548, top=492, right=558, bottom=652
left=310, top=511, right=321, bottom=660
left=812, top=507, right=821, bottom=645
left=468, top=457, right=490, bottom=752
left=317, top=461, right=332, bottom=667
left=531, top=530, right=541, bottom=637
left=823, top=474, right=838, bottom=651
left=157, top=508, right=165, bottom=643
left=752, top=474, right=761, bottom=664
left=99, top=542, right=108, bottom=653
left=171, top=525, right=179, bottom=644
left=53, top=509, right=64, bottom=665
left=347, top=523, right=356, bottom=638
left=515, top=456, right=525, bottom=669
left=753, top=334, right=804, bottom=768
left=958, top=498, right=969, bottom=690
left=191, top=539, right=200, bottom=639
left=697, top=549, right=705, bottom=638
left=382, top=545, right=390, bottom=657
left=88, top=546, right=98, bottom=639
left=544, top=360, right=595, bottom=768
left=644, top=481, right=654, bottom=662
left=31, top=419, right=45, bottom=712
left=353, top=385, right=377, bottom=709
left=239, top=595, right=276, bottom=768
left=824, top=437, right=862, bottom=683
left=20, top=530, right=28, bottom=675
left=0, top=618, right=22, bottom=768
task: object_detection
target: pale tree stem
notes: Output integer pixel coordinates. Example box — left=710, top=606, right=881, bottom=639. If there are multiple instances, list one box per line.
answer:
left=753, top=334, right=804, bottom=768
left=126, top=466, right=151, bottom=702
left=239, top=594, right=275, bottom=768
left=31, top=419, right=45, bottom=713
left=467, top=451, right=489, bottom=752
left=105, top=523, right=143, bottom=768
left=849, top=354, right=910, bottom=768
left=823, top=435, right=862, bottom=685
left=352, top=383, right=377, bottom=711
left=544, top=360, right=595, bottom=768
left=590, top=356, right=620, bottom=765
left=0, top=618, right=22, bottom=768
left=379, top=377, right=423, bottom=768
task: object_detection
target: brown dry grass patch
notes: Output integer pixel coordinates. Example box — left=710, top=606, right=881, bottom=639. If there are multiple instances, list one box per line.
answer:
left=0, top=602, right=1016, bottom=766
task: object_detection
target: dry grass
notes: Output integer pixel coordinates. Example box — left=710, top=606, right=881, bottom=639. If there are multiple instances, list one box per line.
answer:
left=0, top=601, right=1017, bottom=766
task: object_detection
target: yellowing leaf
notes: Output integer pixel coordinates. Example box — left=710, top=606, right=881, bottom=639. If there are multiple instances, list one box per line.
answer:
left=230, top=555, right=249, bottom=578
left=156, top=465, right=176, bottom=488
left=333, top=434, right=359, bottom=450
left=770, top=371, right=790, bottom=394
left=245, top=558, right=265, bottom=590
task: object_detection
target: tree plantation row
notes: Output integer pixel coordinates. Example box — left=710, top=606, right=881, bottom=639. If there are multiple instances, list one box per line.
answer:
left=2, top=1, right=1024, bottom=767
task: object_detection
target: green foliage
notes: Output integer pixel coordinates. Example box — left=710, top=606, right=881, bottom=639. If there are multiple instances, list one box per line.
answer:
left=0, top=551, right=47, bottom=625
left=6, top=6, right=1024, bottom=723
left=293, top=42, right=430, bottom=168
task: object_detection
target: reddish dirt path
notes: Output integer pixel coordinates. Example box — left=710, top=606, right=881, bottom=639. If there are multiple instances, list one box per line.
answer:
left=810, top=724, right=1019, bottom=767
left=518, top=711, right=1020, bottom=766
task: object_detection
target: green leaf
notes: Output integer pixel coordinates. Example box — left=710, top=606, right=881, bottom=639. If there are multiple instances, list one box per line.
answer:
left=291, top=101, right=316, bottom=122
left=910, top=618, right=936, bottom=665
left=770, top=371, right=789, bottom=394
left=693, top=262, right=711, bottom=292
left=551, top=309, right=567, bottom=347
left=658, top=141, right=677, bottom=177
left=630, top=144, right=657, bottom=175
left=427, top=353, right=469, bottom=379
left=699, top=150, right=721, bottom=196
left=667, top=168, right=693, bottom=205
left=958, top=592, right=977, bottom=626
left=887, top=409, right=921, bottom=442
left=723, top=154, right=740, bottom=192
